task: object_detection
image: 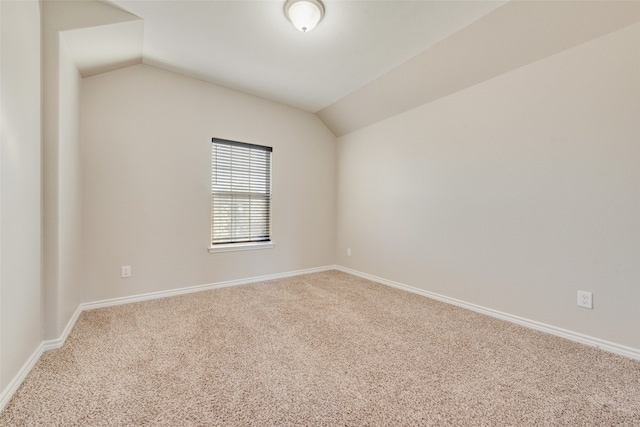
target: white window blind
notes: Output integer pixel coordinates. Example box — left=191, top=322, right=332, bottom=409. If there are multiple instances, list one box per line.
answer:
left=211, top=138, right=272, bottom=246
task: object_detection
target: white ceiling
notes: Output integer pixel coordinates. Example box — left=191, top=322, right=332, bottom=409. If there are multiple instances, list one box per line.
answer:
left=105, top=0, right=507, bottom=112
left=58, top=0, right=640, bottom=136
left=318, top=0, right=640, bottom=135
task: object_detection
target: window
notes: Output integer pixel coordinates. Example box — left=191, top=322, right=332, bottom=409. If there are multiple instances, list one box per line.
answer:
left=209, top=138, right=273, bottom=253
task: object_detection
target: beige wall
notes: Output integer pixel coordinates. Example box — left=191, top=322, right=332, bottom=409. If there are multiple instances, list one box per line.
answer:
left=2, top=2, right=638, bottom=406
left=80, top=64, right=336, bottom=302
left=336, top=23, right=640, bottom=349
left=0, top=0, right=42, bottom=389
left=42, top=3, right=84, bottom=340
left=57, top=38, right=84, bottom=336
left=3, top=0, right=636, bottom=411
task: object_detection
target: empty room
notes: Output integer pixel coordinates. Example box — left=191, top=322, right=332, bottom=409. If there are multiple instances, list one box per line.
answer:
left=1, top=0, right=639, bottom=425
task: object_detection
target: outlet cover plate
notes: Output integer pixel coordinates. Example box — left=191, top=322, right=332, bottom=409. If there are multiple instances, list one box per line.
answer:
left=577, top=291, right=592, bottom=309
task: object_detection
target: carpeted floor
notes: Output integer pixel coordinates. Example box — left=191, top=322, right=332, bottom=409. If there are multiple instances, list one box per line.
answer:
left=2, top=270, right=639, bottom=426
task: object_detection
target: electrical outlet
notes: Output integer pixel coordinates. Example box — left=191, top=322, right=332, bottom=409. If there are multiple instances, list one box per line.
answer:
left=121, top=265, right=132, bottom=278
left=347, top=248, right=352, bottom=256
left=577, top=291, right=592, bottom=309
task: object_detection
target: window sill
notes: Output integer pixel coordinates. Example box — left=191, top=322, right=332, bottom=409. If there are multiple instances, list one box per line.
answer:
left=208, top=241, right=275, bottom=254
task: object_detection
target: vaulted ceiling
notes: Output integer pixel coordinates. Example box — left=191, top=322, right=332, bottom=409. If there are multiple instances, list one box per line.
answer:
left=104, top=0, right=507, bottom=113
left=58, top=0, right=640, bottom=136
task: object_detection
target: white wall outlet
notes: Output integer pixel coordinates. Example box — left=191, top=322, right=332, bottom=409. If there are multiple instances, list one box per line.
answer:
left=347, top=248, right=352, bottom=256
left=577, top=291, right=592, bottom=309
left=121, top=265, right=132, bottom=278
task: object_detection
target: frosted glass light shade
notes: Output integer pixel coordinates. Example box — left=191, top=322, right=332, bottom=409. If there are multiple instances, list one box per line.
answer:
left=284, top=0, right=325, bottom=32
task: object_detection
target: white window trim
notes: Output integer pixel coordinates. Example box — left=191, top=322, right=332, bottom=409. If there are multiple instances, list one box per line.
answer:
left=210, top=137, right=273, bottom=253
left=208, top=241, right=275, bottom=254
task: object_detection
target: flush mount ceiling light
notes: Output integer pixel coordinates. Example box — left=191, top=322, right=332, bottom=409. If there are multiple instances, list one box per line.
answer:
left=284, top=0, right=325, bottom=32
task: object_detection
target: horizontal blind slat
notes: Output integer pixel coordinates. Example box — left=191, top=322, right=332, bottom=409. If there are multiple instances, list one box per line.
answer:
left=211, top=139, right=272, bottom=245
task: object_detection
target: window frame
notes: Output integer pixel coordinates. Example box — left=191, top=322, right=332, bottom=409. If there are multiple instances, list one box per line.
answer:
left=208, top=138, right=274, bottom=254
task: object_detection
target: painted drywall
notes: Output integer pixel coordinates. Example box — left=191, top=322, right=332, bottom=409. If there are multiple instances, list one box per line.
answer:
left=80, top=64, right=336, bottom=303
left=41, top=0, right=140, bottom=341
left=0, top=0, right=42, bottom=390
left=318, top=1, right=640, bottom=137
left=42, top=6, right=85, bottom=341
left=56, top=38, right=83, bottom=339
left=336, top=22, right=640, bottom=349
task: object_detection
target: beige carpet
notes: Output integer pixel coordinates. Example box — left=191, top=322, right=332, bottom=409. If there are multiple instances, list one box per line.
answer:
left=2, top=270, right=639, bottom=426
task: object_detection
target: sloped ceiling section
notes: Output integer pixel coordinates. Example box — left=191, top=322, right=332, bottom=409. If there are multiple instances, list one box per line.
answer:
left=62, top=20, right=143, bottom=78
left=43, top=0, right=640, bottom=137
left=44, top=0, right=143, bottom=77
left=318, top=0, right=640, bottom=137
left=105, top=0, right=507, bottom=113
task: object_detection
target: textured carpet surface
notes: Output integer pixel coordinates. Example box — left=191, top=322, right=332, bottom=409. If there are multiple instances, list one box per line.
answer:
left=2, top=270, right=640, bottom=426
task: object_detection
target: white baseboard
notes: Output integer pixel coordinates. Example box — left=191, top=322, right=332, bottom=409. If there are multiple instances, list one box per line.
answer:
left=49, top=265, right=338, bottom=349
left=42, top=305, right=83, bottom=352
left=0, top=343, right=43, bottom=412
left=0, top=265, right=336, bottom=414
left=80, top=265, right=337, bottom=312
left=336, top=266, right=640, bottom=361
left=4, top=263, right=638, bottom=414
